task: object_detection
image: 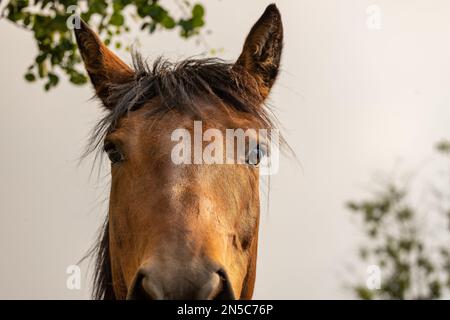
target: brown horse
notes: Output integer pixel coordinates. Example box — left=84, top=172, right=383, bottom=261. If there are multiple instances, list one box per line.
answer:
left=75, top=4, right=283, bottom=300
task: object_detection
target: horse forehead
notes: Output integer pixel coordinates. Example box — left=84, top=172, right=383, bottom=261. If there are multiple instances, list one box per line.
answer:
left=115, top=101, right=261, bottom=133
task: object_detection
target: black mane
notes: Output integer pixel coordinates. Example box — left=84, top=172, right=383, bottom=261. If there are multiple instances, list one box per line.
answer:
left=87, top=52, right=276, bottom=154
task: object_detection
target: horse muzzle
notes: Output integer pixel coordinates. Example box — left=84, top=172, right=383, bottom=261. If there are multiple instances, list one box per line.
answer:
left=126, top=261, right=235, bottom=300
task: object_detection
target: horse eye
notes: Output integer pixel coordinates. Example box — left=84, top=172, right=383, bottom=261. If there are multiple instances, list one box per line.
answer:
left=104, top=141, right=124, bottom=165
left=246, top=145, right=266, bottom=166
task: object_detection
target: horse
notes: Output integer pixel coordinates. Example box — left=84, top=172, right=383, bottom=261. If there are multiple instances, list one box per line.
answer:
left=75, top=4, right=283, bottom=300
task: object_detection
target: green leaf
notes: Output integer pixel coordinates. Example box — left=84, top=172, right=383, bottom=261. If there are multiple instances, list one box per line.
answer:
left=355, top=286, right=374, bottom=300
left=8, top=11, right=24, bottom=22
left=436, top=140, right=450, bottom=154
left=7, top=0, right=208, bottom=90
left=48, top=73, right=59, bottom=86
left=192, top=4, right=205, bottom=18
left=38, top=62, right=47, bottom=78
left=69, top=71, right=88, bottom=85
left=90, top=0, right=108, bottom=14
left=147, top=5, right=164, bottom=19
left=161, top=15, right=176, bottom=29
left=109, top=13, right=124, bottom=26
left=36, top=54, right=47, bottom=64
left=24, top=73, right=36, bottom=82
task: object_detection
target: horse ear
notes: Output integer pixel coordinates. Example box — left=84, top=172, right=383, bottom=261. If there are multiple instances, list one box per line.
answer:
left=74, top=19, right=134, bottom=109
left=236, top=4, right=283, bottom=99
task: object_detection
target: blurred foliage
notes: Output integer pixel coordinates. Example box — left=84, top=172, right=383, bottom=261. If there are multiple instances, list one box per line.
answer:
left=347, top=139, right=450, bottom=299
left=0, top=0, right=206, bottom=90
left=436, top=140, right=450, bottom=154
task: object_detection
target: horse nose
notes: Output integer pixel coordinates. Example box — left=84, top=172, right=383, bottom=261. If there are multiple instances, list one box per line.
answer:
left=126, top=265, right=235, bottom=300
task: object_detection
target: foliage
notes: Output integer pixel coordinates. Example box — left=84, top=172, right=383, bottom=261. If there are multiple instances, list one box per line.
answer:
left=1, top=0, right=206, bottom=90
left=347, top=140, right=450, bottom=299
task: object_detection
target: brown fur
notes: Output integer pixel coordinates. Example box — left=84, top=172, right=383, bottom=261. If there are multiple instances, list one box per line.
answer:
left=75, top=4, right=283, bottom=300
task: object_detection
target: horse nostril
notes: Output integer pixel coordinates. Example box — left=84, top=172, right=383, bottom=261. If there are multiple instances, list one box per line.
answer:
left=126, top=266, right=235, bottom=300
left=197, top=272, right=221, bottom=300
left=212, top=268, right=236, bottom=300
left=196, top=269, right=236, bottom=300
left=141, top=275, right=164, bottom=300
left=126, top=272, right=163, bottom=300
